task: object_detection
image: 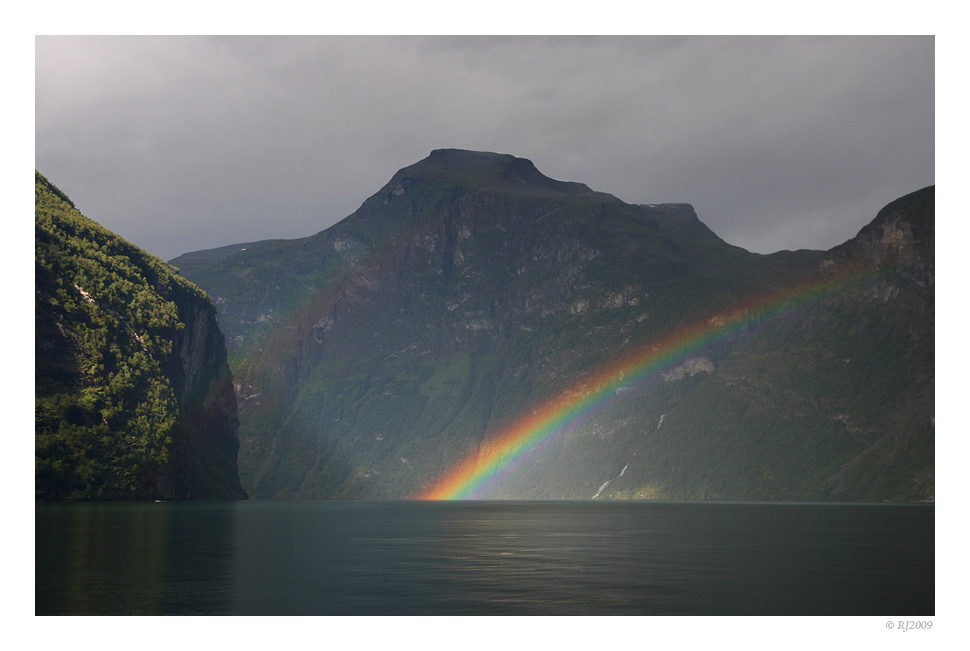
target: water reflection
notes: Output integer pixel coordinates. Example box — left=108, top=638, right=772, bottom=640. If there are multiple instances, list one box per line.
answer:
left=37, top=501, right=934, bottom=615
left=36, top=502, right=236, bottom=615
left=431, top=502, right=669, bottom=614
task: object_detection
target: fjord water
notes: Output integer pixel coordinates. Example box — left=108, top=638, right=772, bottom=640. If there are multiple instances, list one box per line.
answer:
left=36, top=501, right=933, bottom=615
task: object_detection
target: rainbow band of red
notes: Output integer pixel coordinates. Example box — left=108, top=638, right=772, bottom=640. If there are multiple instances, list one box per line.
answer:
left=417, top=268, right=863, bottom=500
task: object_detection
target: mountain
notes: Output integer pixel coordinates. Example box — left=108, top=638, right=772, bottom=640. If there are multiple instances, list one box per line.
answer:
left=35, top=171, right=246, bottom=500
left=171, top=149, right=933, bottom=501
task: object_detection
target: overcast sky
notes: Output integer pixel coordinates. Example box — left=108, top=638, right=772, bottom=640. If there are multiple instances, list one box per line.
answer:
left=35, top=36, right=934, bottom=261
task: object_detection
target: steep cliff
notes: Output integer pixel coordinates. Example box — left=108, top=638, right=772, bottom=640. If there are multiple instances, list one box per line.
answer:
left=35, top=171, right=246, bottom=500
left=173, top=151, right=933, bottom=501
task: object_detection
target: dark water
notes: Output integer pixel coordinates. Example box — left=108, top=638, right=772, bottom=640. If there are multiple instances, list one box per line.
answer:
left=35, top=500, right=933, bottom=615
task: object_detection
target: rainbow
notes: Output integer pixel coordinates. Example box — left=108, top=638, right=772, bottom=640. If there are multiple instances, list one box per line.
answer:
left=417, top=268, right=865, bottom=500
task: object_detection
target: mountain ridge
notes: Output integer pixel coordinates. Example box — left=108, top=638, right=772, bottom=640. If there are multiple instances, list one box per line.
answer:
left=171, top=150, right=933, bottom=501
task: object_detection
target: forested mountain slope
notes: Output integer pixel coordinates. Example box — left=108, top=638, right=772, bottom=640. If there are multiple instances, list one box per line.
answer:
left=36, top=171, right=246, bottom=500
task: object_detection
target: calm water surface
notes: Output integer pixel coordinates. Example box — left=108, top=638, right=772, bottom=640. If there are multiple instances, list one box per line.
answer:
left=35, top=500, right=933, bottom=615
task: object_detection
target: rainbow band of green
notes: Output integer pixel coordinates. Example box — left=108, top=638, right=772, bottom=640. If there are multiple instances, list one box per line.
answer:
left=417, top=268, right=864, bottom=500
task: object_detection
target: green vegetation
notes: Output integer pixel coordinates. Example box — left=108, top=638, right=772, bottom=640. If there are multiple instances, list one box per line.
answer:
left=35, top=171, right=245, bottom=500
left=173, top=151, right=934, bottom=502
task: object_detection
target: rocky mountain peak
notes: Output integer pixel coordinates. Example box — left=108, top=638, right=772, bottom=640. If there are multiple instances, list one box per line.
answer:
left=381, top=148, right=595, bottom=198
left=820, top=186, right=934, bottom=288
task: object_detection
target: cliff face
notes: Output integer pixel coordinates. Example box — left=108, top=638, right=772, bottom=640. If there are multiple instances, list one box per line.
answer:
left=153, top=291, right=246, bottom=499
left=173, top=151, right=933, bottom=502
left=35, top=171, right=246, bottom=501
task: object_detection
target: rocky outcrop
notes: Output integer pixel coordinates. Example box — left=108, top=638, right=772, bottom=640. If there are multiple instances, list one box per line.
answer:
left=821, top=186, right=934, bottom=287
left=662, top=357, right=715, bottom=383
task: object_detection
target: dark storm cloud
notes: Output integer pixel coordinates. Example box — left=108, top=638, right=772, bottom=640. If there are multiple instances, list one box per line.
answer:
left=35, top=36, right=934, bottom=260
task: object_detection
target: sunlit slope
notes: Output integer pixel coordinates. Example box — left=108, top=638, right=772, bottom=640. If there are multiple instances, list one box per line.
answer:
left=174, top=150, right=932, bottom=501
left=36, top=171, right=246, bottom=500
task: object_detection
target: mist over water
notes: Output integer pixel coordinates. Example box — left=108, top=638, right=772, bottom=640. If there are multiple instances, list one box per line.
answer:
left=36, top=500, right=933, bottom=615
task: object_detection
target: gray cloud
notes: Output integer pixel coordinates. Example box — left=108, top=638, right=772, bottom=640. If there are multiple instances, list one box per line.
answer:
left=35, top=36, right=934, bottom=260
